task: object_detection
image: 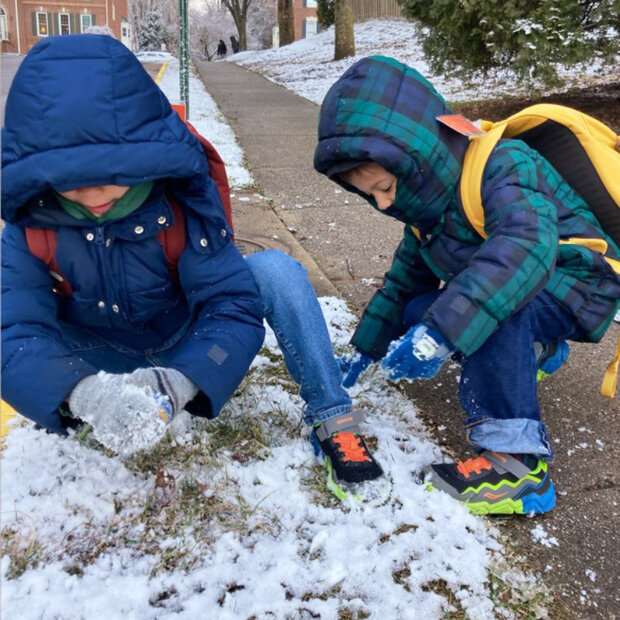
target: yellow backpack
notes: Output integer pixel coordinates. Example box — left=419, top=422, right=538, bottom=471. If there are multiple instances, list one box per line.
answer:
left=437, top=104, right=620, bottom=397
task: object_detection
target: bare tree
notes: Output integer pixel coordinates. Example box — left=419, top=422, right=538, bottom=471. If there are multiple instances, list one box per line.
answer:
left=220, top=0, right=254, bottom=51
left=189, top=2, right=235, bottom=60
left=277, top=0, right=295, bottom=46
left=334, top=0, right=354, bottom=60
left=248, top=0, right=276, bottom=49
left=129, top=0, right=178, bottom=51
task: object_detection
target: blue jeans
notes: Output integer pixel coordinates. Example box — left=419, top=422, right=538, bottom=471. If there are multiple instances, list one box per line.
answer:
left=245, top=250, right=352, bottom=425
left=62, top=250, right=351, bottom=427
left=403, top=290, right=586, bottom=460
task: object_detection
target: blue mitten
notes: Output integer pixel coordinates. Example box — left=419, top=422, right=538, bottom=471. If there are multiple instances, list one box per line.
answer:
left=382, top=324, right=454, bottom=381
left=338, top=350, right=375, bottom=387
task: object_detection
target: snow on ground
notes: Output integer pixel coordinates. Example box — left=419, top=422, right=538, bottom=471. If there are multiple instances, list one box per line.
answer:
left=157, top=58, right=253, bottom=189
left=231, top=19, right=617, bottom=105
left=1, top=300, right=546, bottom=619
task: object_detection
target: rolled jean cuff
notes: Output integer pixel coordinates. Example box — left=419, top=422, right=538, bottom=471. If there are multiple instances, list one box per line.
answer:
left=465, top=417, right=553, bottom=462
left=303, top=403, right=352, bottom=427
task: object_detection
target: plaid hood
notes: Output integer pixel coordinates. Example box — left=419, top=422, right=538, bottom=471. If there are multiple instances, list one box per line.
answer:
left=314, top=56, right=467, bottom=230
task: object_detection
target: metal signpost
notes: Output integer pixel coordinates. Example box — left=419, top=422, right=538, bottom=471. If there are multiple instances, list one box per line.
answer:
left=178, top=0, right=190, bottom=119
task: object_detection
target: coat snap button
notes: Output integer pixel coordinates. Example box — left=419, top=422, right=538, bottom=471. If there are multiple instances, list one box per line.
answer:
left=221, top=229, right=226, bottom=237
left=38, top=199, right=45, bottom=207
left=97, top=301, right=105, bottom=309
left=105, top=238, right=111, bottom=247
left=134, top=226, right=144, bottom=234
left=157, top=216, right=167, bottom=225
left=200, top=238, right=208, bottom=247
left=112, top=304, right=120, bottom=313
left=86, top=232, right=95, bottom=241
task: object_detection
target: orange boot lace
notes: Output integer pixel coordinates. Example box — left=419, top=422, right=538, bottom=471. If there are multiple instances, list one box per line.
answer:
left=456, top=456, right=493, bottom=478
left=333, top=432, right=371, bottom=463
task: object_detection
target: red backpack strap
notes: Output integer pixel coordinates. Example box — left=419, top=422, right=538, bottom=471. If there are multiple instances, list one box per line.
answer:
left=158, top=198, right=186, bottom=285
left=25, top=228, right=73, bottom=297
left=185, top=121, right=234, bottom=236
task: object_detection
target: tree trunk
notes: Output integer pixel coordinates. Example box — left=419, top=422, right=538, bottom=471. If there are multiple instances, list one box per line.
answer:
left=238, top=15, right=247, bottom=51
left=334, top=0, right=354, bottom=60
left=278, top=0, right=295, bottom=47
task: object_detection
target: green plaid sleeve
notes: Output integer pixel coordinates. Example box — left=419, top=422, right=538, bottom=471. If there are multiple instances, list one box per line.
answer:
left=351, top=225, right=440, bottom=358
left=424, top=143, right=559, bottom=355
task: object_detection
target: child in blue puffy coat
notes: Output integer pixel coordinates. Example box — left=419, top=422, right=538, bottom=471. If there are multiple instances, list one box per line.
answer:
left=1, top=36, right=383, bottom=495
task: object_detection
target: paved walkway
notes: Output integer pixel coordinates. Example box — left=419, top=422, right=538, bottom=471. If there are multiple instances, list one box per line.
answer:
left=192, top=57, right=404, bottom=309
left=192, top=58, right=619, bottom=619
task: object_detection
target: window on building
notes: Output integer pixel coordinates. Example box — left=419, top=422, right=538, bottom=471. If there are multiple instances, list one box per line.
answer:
left=58, top=13, right=70, bottom=35
left=0, top=8, right=7, bottom=41
left=36, top=12, right=49, bottom=36
left=303, top=17, right=318, bottom=38
left=80, top=14, right=93, bottom=32
left=0, top=8, right=8, bottom=41
left=304, top=0, right=318, bottom=7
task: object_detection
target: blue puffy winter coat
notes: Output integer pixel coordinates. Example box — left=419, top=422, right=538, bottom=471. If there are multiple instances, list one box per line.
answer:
left=1, top=35, right=265, bottom=432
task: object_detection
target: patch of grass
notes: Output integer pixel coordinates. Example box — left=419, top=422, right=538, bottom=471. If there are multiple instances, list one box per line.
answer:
left=422, top=580, right=467, bottom=618
left=130, top=469, right=282, bottom=576
left=391, top=547, right=554, bottom=619
left=487, top=542, right=566, bottom=619
left=379, top=523, right=418, bottom=544
left=299, top=464, right=343, bottom=510
left=1, top=525, right=44, bottom=579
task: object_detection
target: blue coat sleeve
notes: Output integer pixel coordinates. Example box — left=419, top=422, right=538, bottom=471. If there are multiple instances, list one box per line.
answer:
left=1, top=224, right=98, bottom=432
left=168, top=235, right=265, bottom=417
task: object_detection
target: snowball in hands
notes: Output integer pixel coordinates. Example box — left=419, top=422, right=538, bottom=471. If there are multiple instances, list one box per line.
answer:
left=68, top=369, right=197, bottom=456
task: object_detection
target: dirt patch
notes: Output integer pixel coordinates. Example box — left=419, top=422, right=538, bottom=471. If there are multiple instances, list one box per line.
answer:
left=452, top=81, right=620, bottom=131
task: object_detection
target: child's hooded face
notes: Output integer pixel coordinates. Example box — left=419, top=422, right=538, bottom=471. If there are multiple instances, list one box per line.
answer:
left=56, top=185, right=130, bottom=217
left=340, top=163, right=397, bottom=211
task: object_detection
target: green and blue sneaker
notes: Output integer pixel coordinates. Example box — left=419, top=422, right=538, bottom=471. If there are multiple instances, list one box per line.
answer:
left=424, top=451, right=555, bottom=515
left=536, top=341, right=570, bottom=382
left=310, top=410, right=384, bottom=502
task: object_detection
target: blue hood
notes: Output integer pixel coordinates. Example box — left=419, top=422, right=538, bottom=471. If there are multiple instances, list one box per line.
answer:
left=2, top=35, right=207, bottom=222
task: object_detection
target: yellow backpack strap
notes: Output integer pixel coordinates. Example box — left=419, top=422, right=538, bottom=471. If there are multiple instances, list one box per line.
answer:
left=601, top=331, right=620, bottom=398
left=410, top=226, right=421, bottom=241
left=459, top=123, right=507, bottom=239
left=459, top=112, right=619, bottom=398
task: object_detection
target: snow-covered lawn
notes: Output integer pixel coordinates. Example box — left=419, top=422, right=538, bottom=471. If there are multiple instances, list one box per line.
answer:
left=230, top=19, right=617, bottom=105
left=1, top=301, right=548, bottom=619
left=1, top=44, right=553, bottom=619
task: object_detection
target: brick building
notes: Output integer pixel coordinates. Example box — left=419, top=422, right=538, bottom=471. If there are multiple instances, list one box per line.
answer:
left=1, top=0, right=130, bottom=54
left=294, top=0, right=318, bottom=40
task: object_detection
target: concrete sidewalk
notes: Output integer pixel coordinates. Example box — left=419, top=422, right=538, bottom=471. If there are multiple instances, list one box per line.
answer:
left=191, top=59, right=618, bottom=618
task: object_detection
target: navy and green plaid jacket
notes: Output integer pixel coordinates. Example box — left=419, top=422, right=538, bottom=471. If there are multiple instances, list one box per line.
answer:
left=314, top=56, right=620, bottom=358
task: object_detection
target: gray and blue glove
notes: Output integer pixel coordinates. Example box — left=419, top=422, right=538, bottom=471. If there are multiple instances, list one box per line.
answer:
left=338, top=350, right=375, bottom=387
left=382, top=324, right=454, bottom=381
left=68, top=368, right=198, bottom=456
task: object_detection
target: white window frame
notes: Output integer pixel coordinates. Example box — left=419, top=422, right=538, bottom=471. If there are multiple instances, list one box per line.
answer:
left=304, top=16, right=318, bottom=37
left=305, top=0, right=318, bottom=7
left=80, top=13, right=92, bottom=32
left=0, top=8, right=8, bottom=41
left=58, top=12, right=71, bottom=35
left=36, top=11, right=49, bottom=37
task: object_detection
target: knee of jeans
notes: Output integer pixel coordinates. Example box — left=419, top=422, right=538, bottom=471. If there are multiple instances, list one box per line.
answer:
left=245, top=250, right=307, bottom=298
